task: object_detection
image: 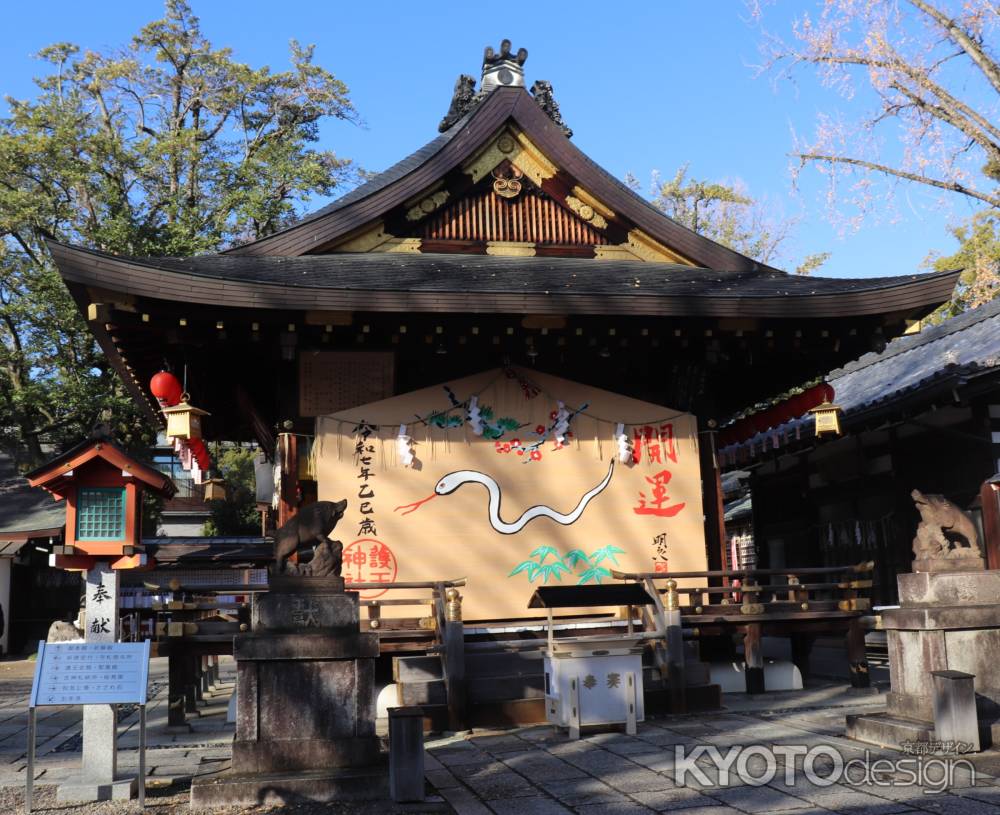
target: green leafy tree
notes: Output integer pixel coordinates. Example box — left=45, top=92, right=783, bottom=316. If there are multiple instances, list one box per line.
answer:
left=628, top=166, right=830, bottom=274
left=927, top=212, right=1000, bottom=316
left=203, top=446, right=260, bottom=536
left=0, top=0, right=357, bottom=468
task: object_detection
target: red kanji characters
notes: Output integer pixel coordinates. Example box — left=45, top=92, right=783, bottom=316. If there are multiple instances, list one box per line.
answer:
left=631, top=424, right=678, bottom=465
left=633, top=469, right=686, bottom=517
left=343, top=538, right=398, bottom=599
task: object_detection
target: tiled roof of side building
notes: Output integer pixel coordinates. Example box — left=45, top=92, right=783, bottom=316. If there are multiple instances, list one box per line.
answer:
left=829, top=297, right=1000, bottom=415
left=0, top=453, right=65, bottom=536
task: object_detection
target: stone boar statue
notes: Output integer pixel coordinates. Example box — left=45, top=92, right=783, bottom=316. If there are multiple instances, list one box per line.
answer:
left=272, top=499, right=348, bottom=576
left=911, top=489, right=981, bottom=560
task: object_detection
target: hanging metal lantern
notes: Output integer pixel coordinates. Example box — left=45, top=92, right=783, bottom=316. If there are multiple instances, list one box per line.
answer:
left=810, top=400, right=843, bottom=437
left=161, top=395, right=210, bottom=440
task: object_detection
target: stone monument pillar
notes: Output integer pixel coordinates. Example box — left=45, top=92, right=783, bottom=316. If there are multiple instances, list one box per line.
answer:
left=847, top=491, right=999, bottom=750
left=190, top=500, right=386, bottom=807
left=59, top=562, right=136, bottom=802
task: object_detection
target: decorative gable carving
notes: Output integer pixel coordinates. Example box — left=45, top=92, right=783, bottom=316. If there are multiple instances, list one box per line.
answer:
left=326, top=126, right=697, bottom=264
left=415, top=173, right=609, bottom=246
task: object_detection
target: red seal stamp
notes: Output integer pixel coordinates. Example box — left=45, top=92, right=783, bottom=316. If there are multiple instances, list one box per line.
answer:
left=343, top=538, right=398, bottom=599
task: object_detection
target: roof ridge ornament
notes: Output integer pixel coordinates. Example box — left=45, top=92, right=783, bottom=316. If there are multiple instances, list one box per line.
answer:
left=481, top=39, right=527, bottom=92
left=438, top=40, right=573, bottom=137
left=530, top=80, right=572, bottom=139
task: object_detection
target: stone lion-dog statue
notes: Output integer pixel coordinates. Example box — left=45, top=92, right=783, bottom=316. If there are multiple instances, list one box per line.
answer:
left=911, top=489, right=981, bottom=561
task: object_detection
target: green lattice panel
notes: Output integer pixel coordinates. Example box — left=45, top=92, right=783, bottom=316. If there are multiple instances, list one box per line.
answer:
left=76, top=488, right=126, bottom=541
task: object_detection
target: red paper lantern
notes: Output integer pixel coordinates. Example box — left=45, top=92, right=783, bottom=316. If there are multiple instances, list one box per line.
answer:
left=150, top=371, right=183, bottom=408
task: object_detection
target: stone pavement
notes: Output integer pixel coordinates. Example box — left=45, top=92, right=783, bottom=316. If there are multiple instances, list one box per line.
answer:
left=2, top=654, right=1000, bottom=815
left=424, top=688, right=1000, bottom=815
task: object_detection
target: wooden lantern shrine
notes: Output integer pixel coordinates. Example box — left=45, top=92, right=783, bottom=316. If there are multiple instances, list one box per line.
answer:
left=26, top=435, right=176, bottom=571
left=203, top=478, right=227, bottom=501
left=161, top=399, right=210, bottom=440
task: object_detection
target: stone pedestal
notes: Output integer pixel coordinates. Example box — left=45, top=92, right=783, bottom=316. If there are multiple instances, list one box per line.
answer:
left=847, top=570, right=1000, bottom=750
left=190, top=577, right=387, bottom=807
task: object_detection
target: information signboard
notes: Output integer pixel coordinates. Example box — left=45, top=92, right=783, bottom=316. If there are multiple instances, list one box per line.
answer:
left=30, top=641, right=150, bottom=707
left=26, top=640, right=151, bottom=812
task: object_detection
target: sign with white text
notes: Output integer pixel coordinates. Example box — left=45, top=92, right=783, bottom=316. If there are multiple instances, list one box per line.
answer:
left=29, top=640, right=150, bottom=707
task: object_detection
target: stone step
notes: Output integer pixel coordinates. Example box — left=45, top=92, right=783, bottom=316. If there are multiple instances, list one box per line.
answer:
left=845, top=712, right=933, bottom=749
left=395, top=648, right=704, bottom=685
left=398, top=674, right=547, bottom=706
left=641, top=663, right=711, bottom=687
left=393, top=656, right=442, bottom=683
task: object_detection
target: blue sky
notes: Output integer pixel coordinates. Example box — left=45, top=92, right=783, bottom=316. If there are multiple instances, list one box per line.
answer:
left=1, top=1, right=987, bottom=277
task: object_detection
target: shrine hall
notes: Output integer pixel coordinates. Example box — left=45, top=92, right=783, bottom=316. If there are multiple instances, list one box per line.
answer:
left=45, top=40, right=958, bottom=579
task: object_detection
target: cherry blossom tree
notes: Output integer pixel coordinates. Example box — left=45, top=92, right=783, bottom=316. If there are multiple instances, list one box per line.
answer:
left=755, top=0, right=999, bottom=218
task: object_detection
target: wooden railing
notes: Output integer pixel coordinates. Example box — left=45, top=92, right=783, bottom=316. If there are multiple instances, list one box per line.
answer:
left=612, top=562, right=875, bottom=694
left=135, top=577, right=470, bottom=728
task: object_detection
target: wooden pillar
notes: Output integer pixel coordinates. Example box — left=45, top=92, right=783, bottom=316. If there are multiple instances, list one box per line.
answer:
left=167, top=646, right=188, bottom=728
left=790, top=633, right=814, bottom=681
left=699, top=421, right=729, bottom=581
left=665, top=608, right=686, bottom=713
left=743, top=623, right=765, bottom=694
left=184, top=654, right=199, bottom=713
left=981, top=477, right=1000, bottom=571
left=846, top=618, right=870, bottom=689
left=441, top=587, right=467, bottom=731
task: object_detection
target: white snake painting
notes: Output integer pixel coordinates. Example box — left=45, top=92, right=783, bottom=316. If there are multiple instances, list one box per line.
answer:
left=395, top=460, right=615, bottom=534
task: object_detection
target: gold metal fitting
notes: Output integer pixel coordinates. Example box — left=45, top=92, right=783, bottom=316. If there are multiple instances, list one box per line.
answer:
left=801, top=602, right=810, bottom=611
left=369, top=619, right=381, bottom=629
left=695, top=606, right=704, bottom=614
left=446, top=587, right=463, bottom=622
left=665, top=579, right=680, bottom=611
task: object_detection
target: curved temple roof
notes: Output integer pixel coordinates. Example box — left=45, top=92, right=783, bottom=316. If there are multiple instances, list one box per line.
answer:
left=46, top=240, right=959, bottom=319
left=43, top=62, right=962, bottom=433
left=223, top=86, right=784, bottom=270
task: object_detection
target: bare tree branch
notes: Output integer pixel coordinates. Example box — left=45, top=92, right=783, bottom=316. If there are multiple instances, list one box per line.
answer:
left=908, top=0, right=1000, bottom=96
left=794, top=152, right=1000, bottom=207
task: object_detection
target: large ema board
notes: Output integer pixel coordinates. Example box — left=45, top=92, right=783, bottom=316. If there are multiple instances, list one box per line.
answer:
left=315, top=368, right=707, bottom=621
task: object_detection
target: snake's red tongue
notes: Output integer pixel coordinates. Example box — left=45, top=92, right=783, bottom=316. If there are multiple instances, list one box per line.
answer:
left=394, top=492, right=437, bottom=516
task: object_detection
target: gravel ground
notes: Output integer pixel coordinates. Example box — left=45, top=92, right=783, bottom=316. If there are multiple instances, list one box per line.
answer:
left=1, top=782, right=453, bottom=814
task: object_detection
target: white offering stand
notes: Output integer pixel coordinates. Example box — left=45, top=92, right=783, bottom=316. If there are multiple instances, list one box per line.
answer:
left=528, top=583, right=657, bottom=739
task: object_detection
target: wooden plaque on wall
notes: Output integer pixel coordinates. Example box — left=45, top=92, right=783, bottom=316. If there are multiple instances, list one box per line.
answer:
left=299, top=351, right=395, bottom=417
